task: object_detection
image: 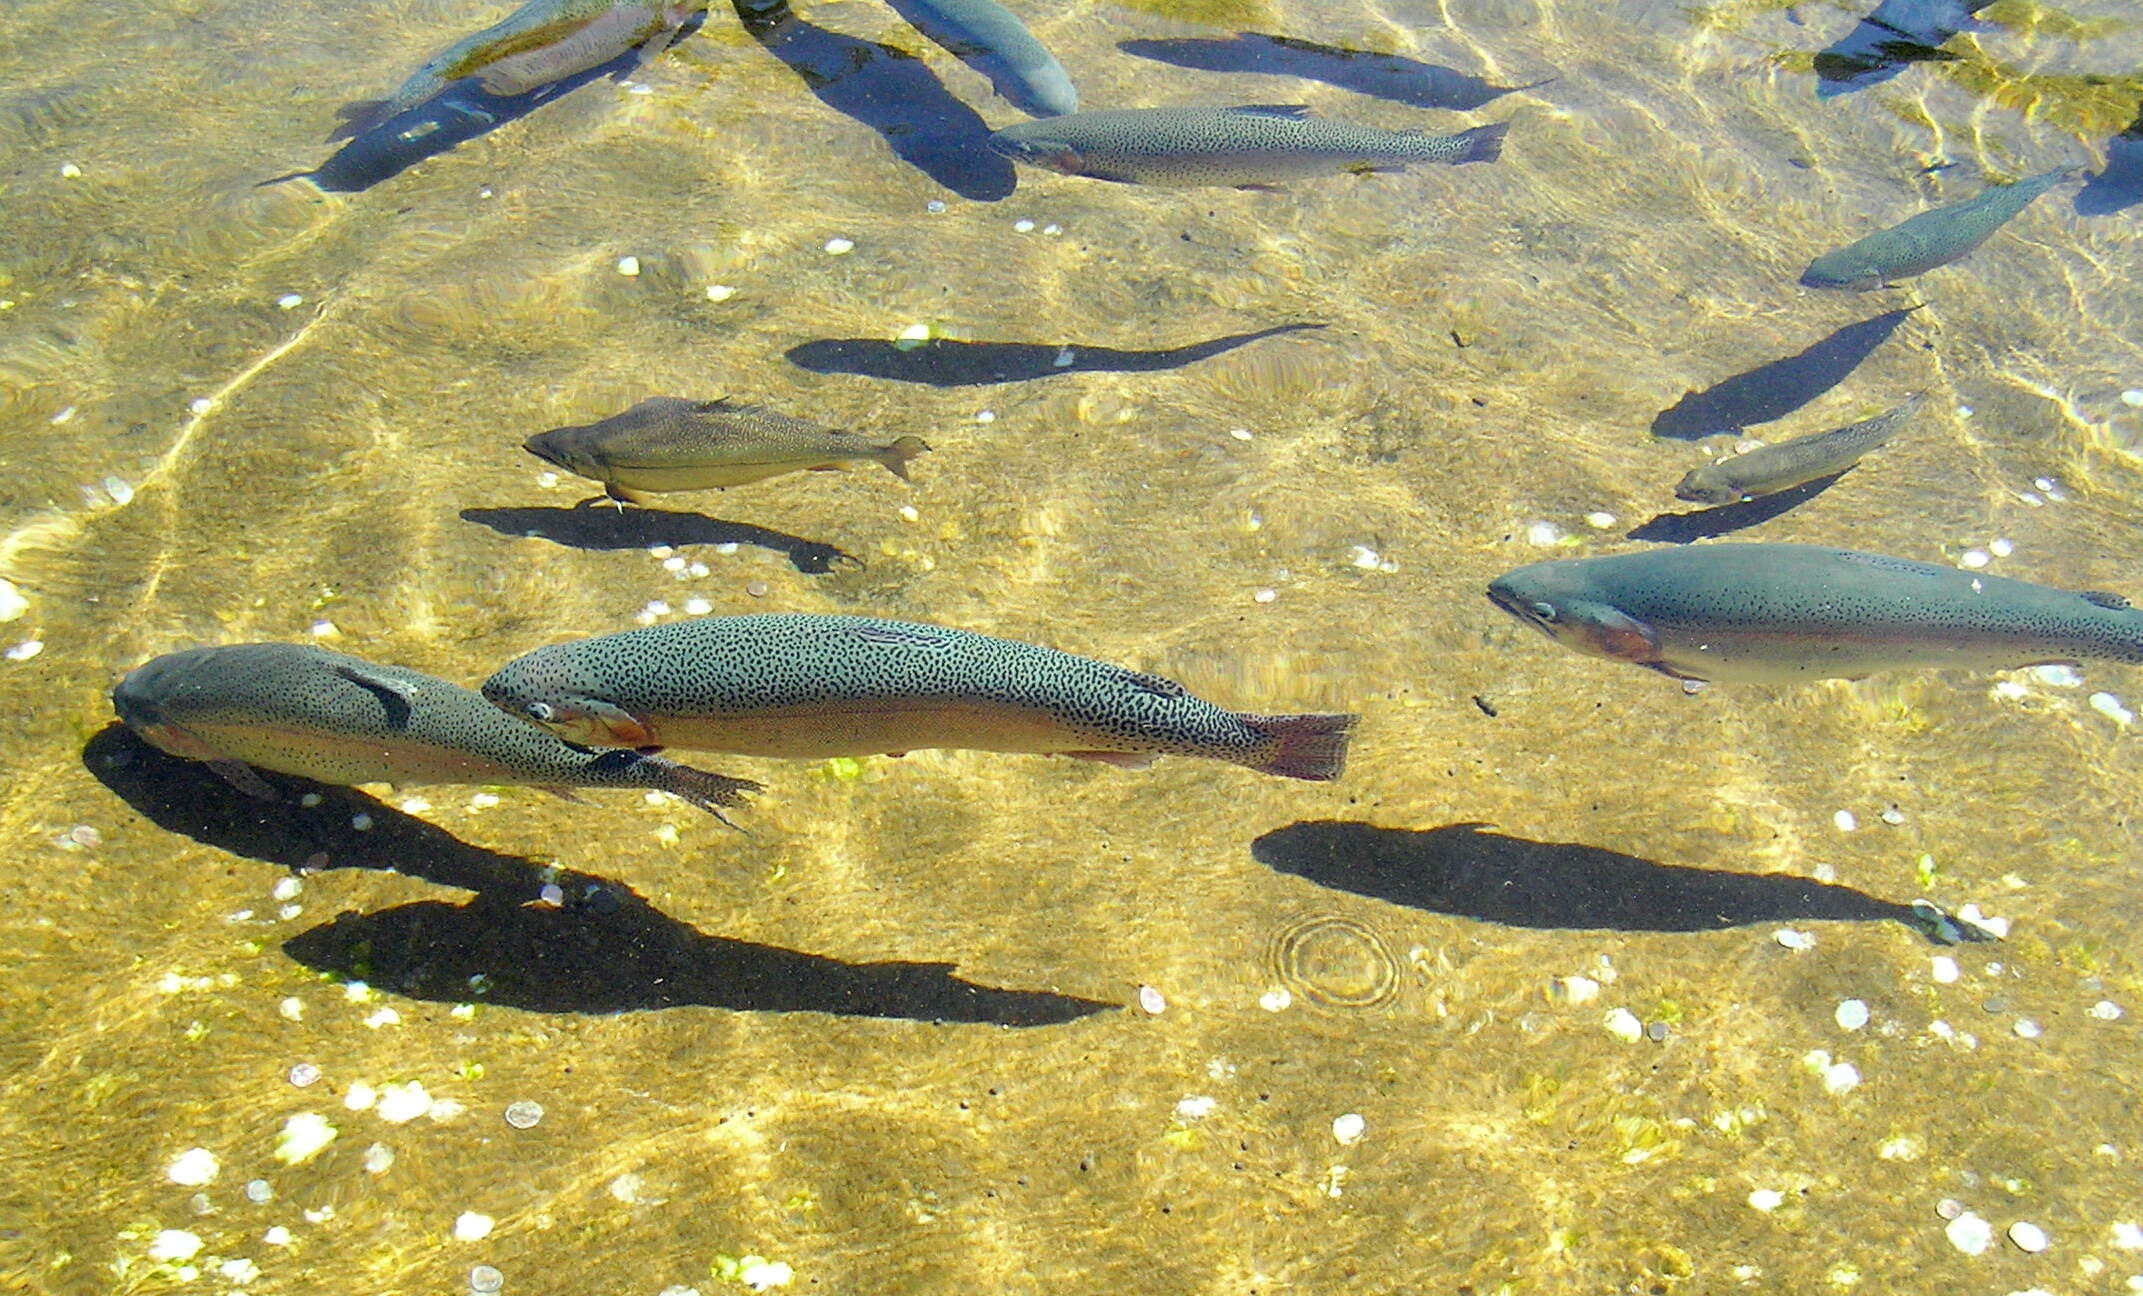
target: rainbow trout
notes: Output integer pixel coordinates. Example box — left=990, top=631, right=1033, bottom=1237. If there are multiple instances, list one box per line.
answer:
left=1487, top=544, right=2143, bottom=685
left=886, top=0, right=1077, bottom=116
left=1800, top=167, right=2076, bottom=290
left=987, top=105, right=1506, bottom=188
left=524, top=397, right=929, bottom=503
left=1676, top=395, right=1922, bottom=505
left=329, top=0, right=706, bottom=141
left=115, top=643, right=758, bottom=820
left=482, top=614, right=1356, bottom=780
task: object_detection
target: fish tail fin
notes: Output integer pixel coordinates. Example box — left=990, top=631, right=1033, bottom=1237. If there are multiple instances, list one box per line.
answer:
left=1446, top=121, right=1509, bottom=165
left=326, top=99, right=392, bottom=143
left=879, top=435, right=931, bottom=482
left=1241, top=712, right=1357, bottom=781
left=655, top=760, right=764, bottom=830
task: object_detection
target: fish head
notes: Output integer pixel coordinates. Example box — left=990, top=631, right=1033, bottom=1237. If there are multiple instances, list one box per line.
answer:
left=1487, top=563, right=1663, bottom=666
left=482, top=655, right=657, bottom=748
left=1673, top=467, right=1740, bottom=505
left=1798, top=252, right=1883, bottom=292
left=522, top=427, right=600, bottom=479
left=112, top=649, right=231, bottom=760
left=986, top=123, right=1088, bottom=175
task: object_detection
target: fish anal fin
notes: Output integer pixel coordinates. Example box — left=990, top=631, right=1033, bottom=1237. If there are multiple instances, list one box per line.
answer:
left=208, top=758, right=279, bottom=801
left=1063, top=750, right=1158, bottom=769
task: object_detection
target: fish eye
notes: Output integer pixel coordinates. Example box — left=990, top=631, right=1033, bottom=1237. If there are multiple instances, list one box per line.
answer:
left=1530, top=602, right=1559, bottom=623
left=526, top=701, right=555, bottom=722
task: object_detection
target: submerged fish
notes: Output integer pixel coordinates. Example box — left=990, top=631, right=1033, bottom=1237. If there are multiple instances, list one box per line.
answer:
left=330, top=0, right=705, bottom=141
left=1488, top=544, right=2143, bottom=685
left=524, top=397, right=929, bottom=503
left=1811, top=0, right=1995, bottom=97
left=987, top=105, right=1506, bottom=188
left=1800, top=167, right=2076, bottom=290
left=884, top=0, right=1076, bottom=116
left=114, top=643, right=759, bottom=820
left=481, top=614, right=1356, bottom=780
left=1675, top=394, right=1922, bottom=505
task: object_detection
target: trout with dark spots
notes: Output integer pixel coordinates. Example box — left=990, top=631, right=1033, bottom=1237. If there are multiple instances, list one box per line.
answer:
left=328, top=0, right=706, bottom=141
left=1488, top=544, right=2143, bottom=685
left=884, top=0, right=1076, bottom=117
left=482, top=614, right=1356, bottom=780
left=114, top=643, right=759, bottom=821
left=987, top=105, right=1506, bottom=188
left=1676, top=394, right=1922, bottom=505
left=524, top=397, right=929, bottom=504
left=1800, top=167, right=2077, bottom=290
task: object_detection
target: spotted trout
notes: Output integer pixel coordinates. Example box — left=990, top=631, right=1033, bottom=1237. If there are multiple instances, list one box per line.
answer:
left=524, top=397, right=929, bottom=503
left=329, top=0, right=706, bottom=141
left=987, top=105, right=1507, bottom=188
left=885, top=0, right=1077, bottom=116
left=114, top=643, right=759, bottom=820
left=1675, top=395, right=1922, bottom=505
left=1487, top=544, right=2143, bottom=685
left=481, top=614, right=1356, bottom=779
left=1800, top=167, right=2076, bottom=290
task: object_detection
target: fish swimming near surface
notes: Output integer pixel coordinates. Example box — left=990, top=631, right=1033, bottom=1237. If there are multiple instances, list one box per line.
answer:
left=1675, top=394, right=1922, bottom=505
left=987, top=105, right=1506, bottom=188
left=1811, top=0, right=1996, bottom=97
left=1800, top=167, right=2076, bottom=290
left=481, top=614, right=1356, bottom=780
left=883, top=0, right=1077, bottom=116
left=524, top=397, right=930, bottom=503
left=328, top=0, right=707, bottom=141
left=1487, top=544, right=2143, bottom=685
left=114, top=643, right=759, bottom=821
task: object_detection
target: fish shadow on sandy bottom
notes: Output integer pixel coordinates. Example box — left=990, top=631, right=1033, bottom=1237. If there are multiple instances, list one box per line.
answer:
left=1625, top=472, right=1847, bottom=544
left=1650, top=307, right=1919, bottom=440
left=2075, top=108, right=2143, bottom=217
left=83, top=724, right=1109, bottom=1024
left=461, top=503, right=862, bottom=574
left=785, top=323, right=1325, bottom=387
left=730, top=0, right=1015, bottom=202
left=265, top=14, right=707, bottom=194
left=1116, top=34, right=1545, bottom=112
left=1251, top=820, right=1992, bottom=945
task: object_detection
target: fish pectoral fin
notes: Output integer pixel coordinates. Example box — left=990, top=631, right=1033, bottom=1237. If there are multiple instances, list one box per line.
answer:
left=576, top=699, right=656, bottom=748
left=208, top=758, right=280, bottom=801
left=1563, top=601, right=1664, bottom=665
left=604, top=483, right=648, bottom=506
left=333, top=664, right=418, bottom=730
left=1343, top=162, right=1406, bottom=176
left=1062, top=750, right=1158, bottom=770
left=541, top=786, right=591, bottom=805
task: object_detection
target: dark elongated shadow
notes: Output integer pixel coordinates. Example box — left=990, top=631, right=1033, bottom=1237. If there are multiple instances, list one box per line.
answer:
left=1810, top=0, right=1993, bottom=98
left=1117, top=33, right=1547, bottom=111
left=262, top=14, right=705, bottom=193
left=84, top=724, right=1109, bottom=1024
left=1251, top=820, right=1995, bottom=945
left=1650, top=307, right=1918, bottom=440
left=730, top=0, right=1015, bottom=201
left=462, top=503, right=861, bottom=574
left=2076, top=104, right=2143, bottom=217
left=786, top=322, right=1325, bottom=387
left=1626, top=471, right=1847, bottom=544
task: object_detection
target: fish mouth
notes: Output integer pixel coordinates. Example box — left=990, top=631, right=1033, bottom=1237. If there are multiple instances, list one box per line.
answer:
left=1486, top=582, right=1560, bottom=640
left=521, top=435, right=572, bottom=471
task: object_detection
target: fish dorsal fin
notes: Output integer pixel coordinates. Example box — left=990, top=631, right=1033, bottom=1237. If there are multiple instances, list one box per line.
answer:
left=2080, top=589, right=2132, bottom=610
left=1232, top=104, right=1312, bottom=119
left=689, top=396, right=755, bottom=416
left=1119, top=669, right=1187, bottom=699
left=334, top=664, right=417, bottom=730
left=852, top=622, right=955, bottom=651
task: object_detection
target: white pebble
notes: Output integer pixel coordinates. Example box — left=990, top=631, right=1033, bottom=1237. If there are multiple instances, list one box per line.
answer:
left=1989, top=537, right=2014, bottom=557
left=1558, top=975, right=1600, bottom=1005
left=308, top=619, right=337, bottom=638
left=535, top=470, right=560, bottom=488
left=453, top=1211, right=494, bottom=1242
left=2091, top=692, right=2134, bottom=725
left=2092, top=1000, right=2123, bottom=1020
left=166, top=1147, right=220, bottom=1186
left=1833, top=809, right=1858, bottom=832
left=616, top=255, right=640, bottom=276
left=2113, top=1221, right=2143, bottom=1249
left=1229, top=427, right=1253, bottom=441
left=1604, top=1007, right=1644, bottom=1042
left=1880, top=806, right=1906, bottom=825
left=1175, top=1095, right=1216, bottom=1119
left=1774, top=928, right=1816, bottom=951
left=363, top=1143, right=395, bottom=1174
left=50, top=405, right=76, bottom=424
left=1994, top=680, right=2031, bottom=700
left=1931, top=956, right=1961, bottom=983
left=1584, top=511, right=1617, bottom=529
left=350, top=812, right=373, bottom=831
left=1948, top=1211, right=1995, bottom=1255
left=896, top=322, right=931, bottom=344
left=218, top=1258, right=260, bottom=1284
left=377, top=1082, right=431, bottom=1123
left=263, top=1226, right=293, bottom=1246
left=2123, top=389, right=2143, bottom=408
left=1258, top=987, right=1291, bottom=1012
left=684, top=598, right=712, bottom=616
left=189, top=397, right=212, bottom=415
left=1052, top=345, right=1075, bottom=368
left=279, top=997, right=305, bottom=1022
left=0, top=579, right=25, bottom=622
left=1350, top=545, right=1381, bottom=570
left=706, top=284, right=736, bottom=302
left=1823, top=1061, right=1860, bottom=1094
left=103, top=473, right=133, bottom=502
left=1137, top=984, right=1166, bottom=1014
left=5, top=640, right=43, bottom=661
left=1835, top=999, right=1869, bottom=1031
left=364, top=1007, right=401, bottom=1029
left=2013, top=1018, right=2042, bottom=1039
left=148, top=1230, right=202, bottom=1262
left=898, top=504, right=920, bottom=522
left=739, top=1259, right=793, bottom=1291
left=276, top=293, right=303, bottom=309
left=345, top=1080, right=378, bottom=1110
left=59, top=162, right=82, bottom=178
left=1331, top=1113, right=1366, bottom=1145
left=1747, top=1188, right=1785, bottom=1212
left=2009, top=1220, right=2049, bottom=1252
left=1878, top=1136, right=1922, bottom=1161
left=823, top=237, right=854, bottom=255
left=974, top=410, right=995, bottom=424
left=1043, top=223, right=1062, bottom=235
left=1013, top=219, right=1035, bottom=233
left=1252, top=588, right=1276, bottom=604
left=2030, top=664, right=2083, bottom=687
left=1525, top=521, right=1563, bottom=546
left=1959, top=550, right=1990, bottom=569
left=274, top=1112, right=336, bottom=1165
left=273, top=877, right=302, bottom=901
left=245, top=1179, right=273, bottom=1203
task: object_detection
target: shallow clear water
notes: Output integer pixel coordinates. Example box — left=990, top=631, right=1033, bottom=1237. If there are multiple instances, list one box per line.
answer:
left=3, top=0, right=2142, bottom=1292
